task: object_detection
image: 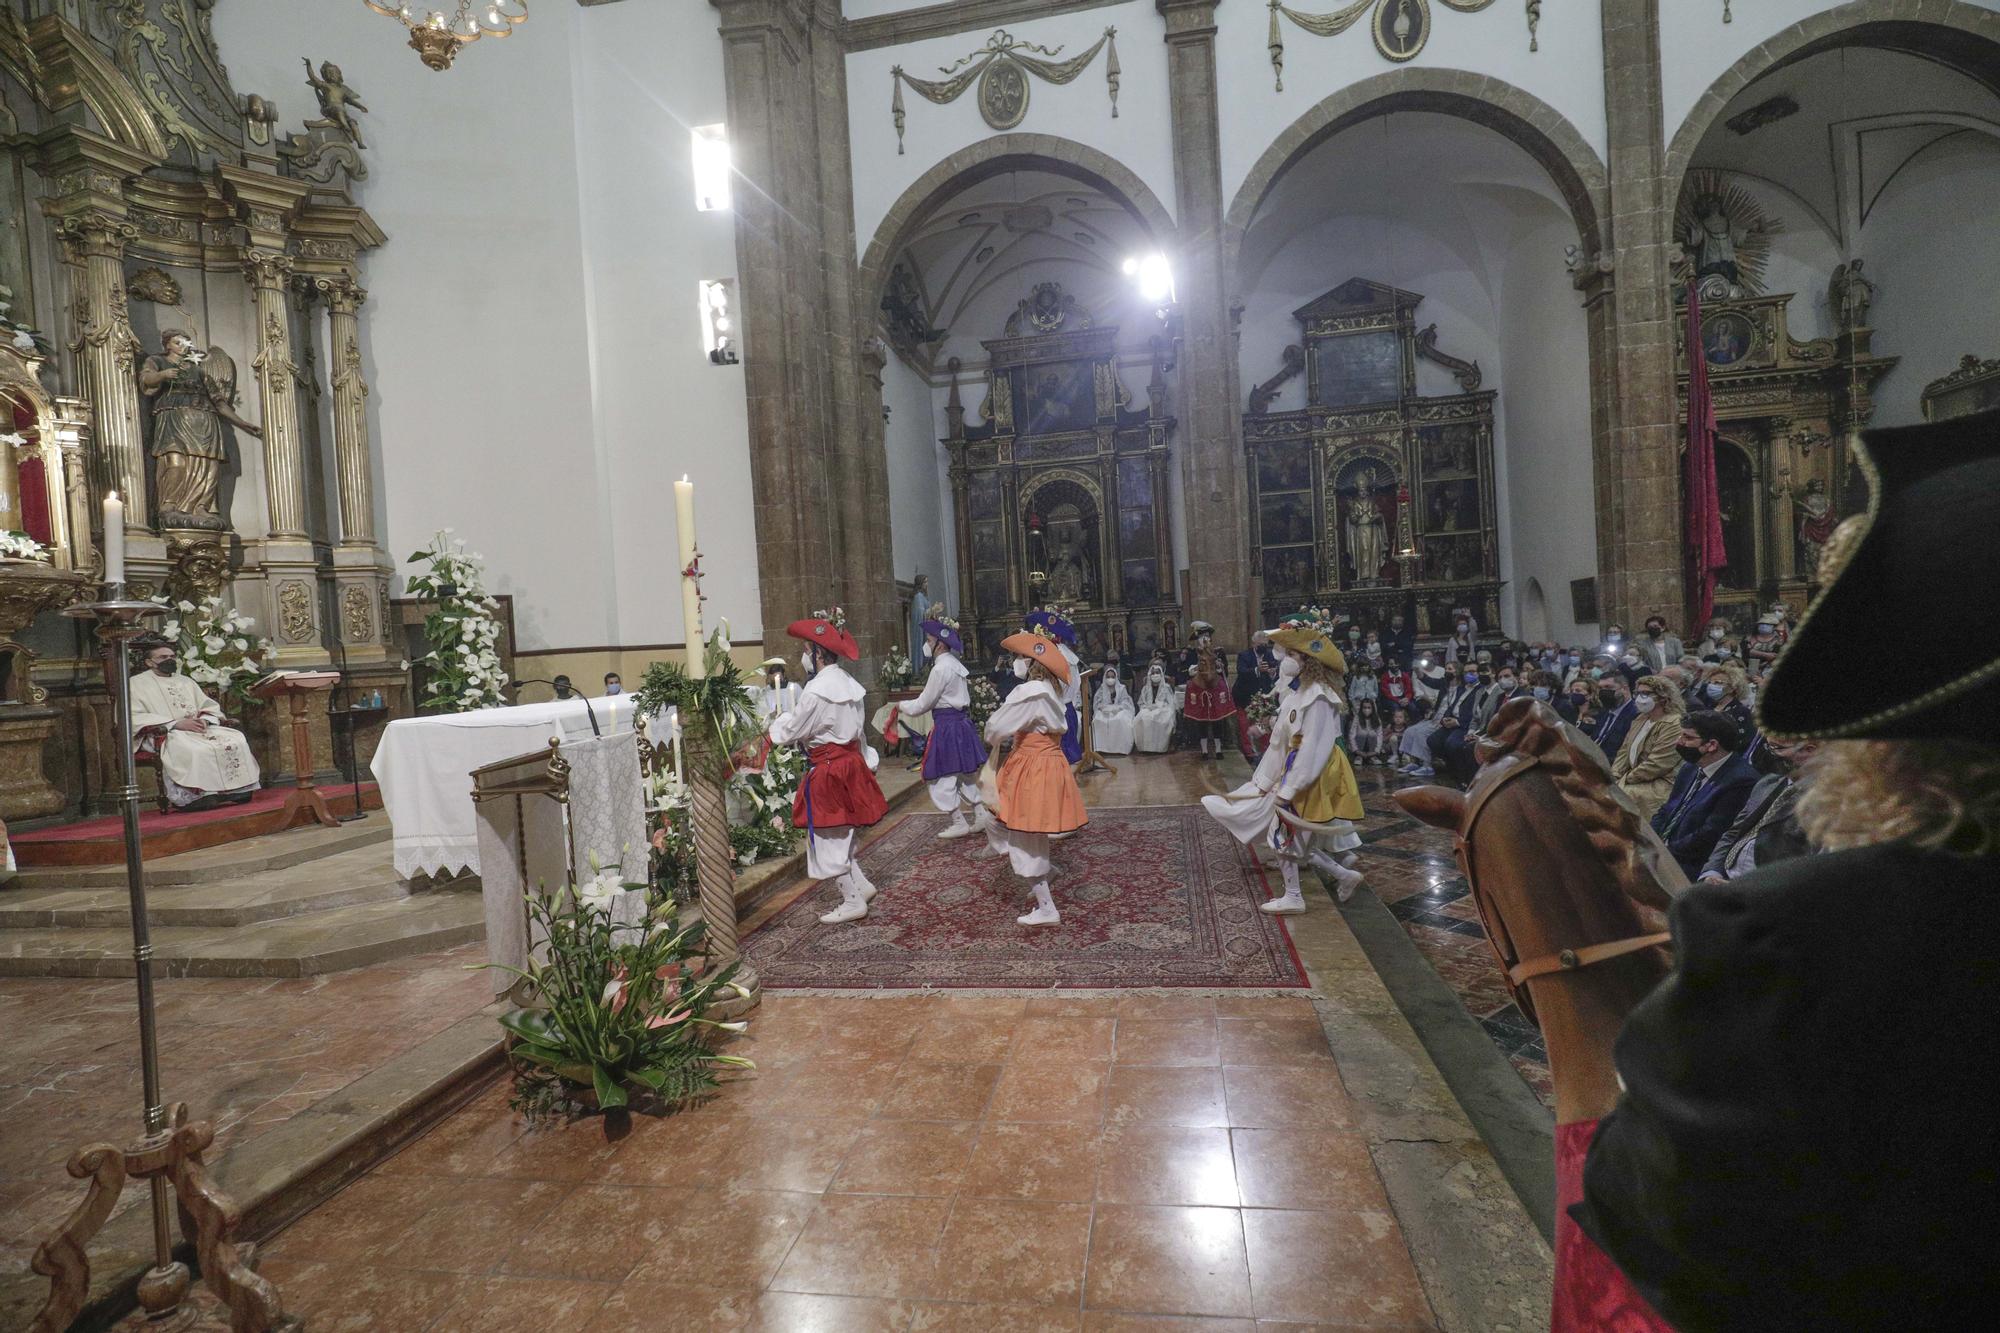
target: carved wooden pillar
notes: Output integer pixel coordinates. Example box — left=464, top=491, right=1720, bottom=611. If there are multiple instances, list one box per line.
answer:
left=1158, top=0, right=1252, bottom=641
left=317, top=278, right=374, bottom=547
left=245, top=251, right=308, bottom=540
left=58, top=214, right=147, bottom=530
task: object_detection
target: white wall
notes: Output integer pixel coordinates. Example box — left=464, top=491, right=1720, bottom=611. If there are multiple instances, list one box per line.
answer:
left=881, top=353, right=952, bottom=594
left=215, top=0, right=751, bottom=650
left=846, top=2, right=1178, bottom=259
left=1857, top=131, right=2000, bottom=425
left=1216, top=0, right=1606, bottom=212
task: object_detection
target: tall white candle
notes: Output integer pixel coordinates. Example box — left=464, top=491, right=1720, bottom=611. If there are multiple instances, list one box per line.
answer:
left=103, top=491, right=125, bottom=587
left=674, top=475, right=705, bottom=679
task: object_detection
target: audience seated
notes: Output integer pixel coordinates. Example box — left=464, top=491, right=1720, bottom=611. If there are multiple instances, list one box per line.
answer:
left=1699, top=736, right=1819, bottom=881
left=1650, top=709, right=1761, bottom=877
left=1611, top=674, right=1686, bottom=820
left=1588, top=673, right=1637, bottom=763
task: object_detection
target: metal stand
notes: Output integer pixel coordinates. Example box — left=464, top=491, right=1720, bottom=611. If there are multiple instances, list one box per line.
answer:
left=61, top=591, right=189, bottom=1322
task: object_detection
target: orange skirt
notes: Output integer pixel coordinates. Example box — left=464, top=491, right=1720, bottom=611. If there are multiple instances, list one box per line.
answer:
left=996, top=732, right=1088, bottom=835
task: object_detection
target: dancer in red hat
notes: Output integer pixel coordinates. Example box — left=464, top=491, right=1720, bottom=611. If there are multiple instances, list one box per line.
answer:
left=767, top=608, right=889, bottom=924
left=976, top=628, right=1088, bottom=926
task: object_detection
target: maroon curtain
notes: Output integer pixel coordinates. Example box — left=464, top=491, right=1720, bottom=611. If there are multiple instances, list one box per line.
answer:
left=1683, top=286, right=1727, bottom=631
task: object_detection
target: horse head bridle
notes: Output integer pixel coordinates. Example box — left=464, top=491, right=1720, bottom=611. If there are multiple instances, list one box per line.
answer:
left=1453, top=751, right=1671, bottom=1024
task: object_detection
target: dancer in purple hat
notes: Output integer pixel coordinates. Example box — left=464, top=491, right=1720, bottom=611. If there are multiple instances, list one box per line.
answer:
left=897, top=614, right=990, bottom=839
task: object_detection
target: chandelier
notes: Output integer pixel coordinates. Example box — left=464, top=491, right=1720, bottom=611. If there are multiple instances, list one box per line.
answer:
left=362, top=2, right=528, bottom=72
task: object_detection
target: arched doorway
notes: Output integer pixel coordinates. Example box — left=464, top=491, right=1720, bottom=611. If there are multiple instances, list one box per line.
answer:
left=1226, top=77, right=1608, bottom=649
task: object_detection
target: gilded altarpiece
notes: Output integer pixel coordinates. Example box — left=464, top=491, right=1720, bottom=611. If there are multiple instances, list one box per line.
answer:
left=944, top=285, right=1177, bottom=661
left=1243, top=278, right=1501, bottom=637
left=1674, top=292, right=1895, bottom=630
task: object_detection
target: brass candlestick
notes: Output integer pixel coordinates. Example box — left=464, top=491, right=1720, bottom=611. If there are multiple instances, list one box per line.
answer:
left=60, top=589, right=190, bottom=1322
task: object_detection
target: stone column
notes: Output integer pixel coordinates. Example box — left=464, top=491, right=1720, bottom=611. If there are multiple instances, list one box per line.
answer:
left=245, top=251, right=309, bottom=541
left=57, top=214, right=147, bottom=530
left=1158, top=0, right=1253, bottom=641
left=317, top=278, right=374, bottom=547
left=1594, top=0, right=1684, bottom=629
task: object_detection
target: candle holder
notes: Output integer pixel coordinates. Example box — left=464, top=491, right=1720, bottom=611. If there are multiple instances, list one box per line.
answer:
left=30, top=589, right=291, bottom=1331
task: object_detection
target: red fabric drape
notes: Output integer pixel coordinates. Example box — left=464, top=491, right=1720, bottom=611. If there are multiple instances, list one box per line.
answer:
left=1683, top=286, right=1727, bottom=631
left=1553, top=1119, right=1674, bottom=1331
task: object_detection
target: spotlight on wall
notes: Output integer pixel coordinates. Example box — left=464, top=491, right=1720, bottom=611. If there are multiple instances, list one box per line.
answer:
left=700, top=279, right=739, bottom=365
left=692, top=124, right=731, bottom=212
left=1121, top=252, right=1176, bottom=305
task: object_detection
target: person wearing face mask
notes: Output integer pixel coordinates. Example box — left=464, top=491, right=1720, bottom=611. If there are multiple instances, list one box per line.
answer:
left=768, top=614, right=890, bottom=924
left=1426, top=659, right=1493, bottom=785
left=975, top=631, right=1089, bottom=926
left=1134, top=662, right=1179, bottom=753
left=1697, top=737, right=1819, bottom=882
left=1648, top=709, right=1759, bottom=877
left=1377, top=660, right=1414, bottom=716
left=1026, top=609, right=1086, bottom=764
left=1475, top=665, right=1525, bottom=731
left=1202, top=627, right=1365, bottom=911
left=896, top=616, right=989, bottom=840
left=1588, top=673, right=1637, bottom=763
left=127, top=632, right=262, bottom=811
left=1384, top=612, right=1415, bottom=668
left=1698, top=663, right=1760, bottom=753
left=1092, top=660, right=1136, bottom=755
left=1610, top=674, right=1687, bottom=820
left=1443, top=612, right=1479, bottom=663
left=1636, top=616, right=1683, bottom=673
left=1349, top=698, right=1386, bottom=766
left=1181, top=622, right=1237, bottom=761
left=1744, top=617, right=1783, bottom=669
left=1557, top=675, right=1591, bottom=726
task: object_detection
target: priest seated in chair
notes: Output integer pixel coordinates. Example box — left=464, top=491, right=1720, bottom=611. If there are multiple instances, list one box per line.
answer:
left=129, top=633, right=261, bottom=811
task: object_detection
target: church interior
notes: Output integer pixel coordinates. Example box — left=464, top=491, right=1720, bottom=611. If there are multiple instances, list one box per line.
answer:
left=3, top=2, right=1998, bottom=1329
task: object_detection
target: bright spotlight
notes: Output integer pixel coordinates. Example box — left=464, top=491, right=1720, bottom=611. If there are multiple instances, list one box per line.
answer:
left=1120, top=256, right=1140, bottom=276
left=1126, top=251, right=1174, bottom=304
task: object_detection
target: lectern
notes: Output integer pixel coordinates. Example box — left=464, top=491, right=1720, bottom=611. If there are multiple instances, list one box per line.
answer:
left=248, top=669, right=343, bottom=830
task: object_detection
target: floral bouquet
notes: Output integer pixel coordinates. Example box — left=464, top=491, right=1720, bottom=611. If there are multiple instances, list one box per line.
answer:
left=879, top=645, right=914, bottom=692
left=0, top=524, right=47, bottom=562
left=406, top=530, right=508, bottom=713
left=486, top=868, right=752, bottom=1123
left=727, top=743, right=803, bottom=866
left=151, top=594, right=269, bottom=710
left=1245, top=688, right=1279, bottom=756
left=968, top=674, right=1002, bottom=731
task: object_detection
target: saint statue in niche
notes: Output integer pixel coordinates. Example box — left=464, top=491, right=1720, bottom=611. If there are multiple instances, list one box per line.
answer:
left=140, top=330, right=260, bottom=531
left=1795, top=477, right=1837, bottom=574
left=1345, top=466, right=1390, bottom=586
left=1048, top=535, right=1094, bottom=605
left=1685, top=194, right=1741, bottom=288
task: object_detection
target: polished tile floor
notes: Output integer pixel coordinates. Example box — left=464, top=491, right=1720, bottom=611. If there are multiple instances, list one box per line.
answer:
left=259, top=990, right=1438, bottom=1330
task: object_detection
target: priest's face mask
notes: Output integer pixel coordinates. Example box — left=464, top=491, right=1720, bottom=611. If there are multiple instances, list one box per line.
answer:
left=145, top=646, right=177, bottom=675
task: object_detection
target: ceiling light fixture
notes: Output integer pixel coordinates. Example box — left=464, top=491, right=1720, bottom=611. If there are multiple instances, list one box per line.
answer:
left=362, top=2, right=528, bottom=72
left=1122, top=252, right=1175, bottom=306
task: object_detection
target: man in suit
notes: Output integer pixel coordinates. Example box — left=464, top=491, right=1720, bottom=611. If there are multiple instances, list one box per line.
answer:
left=1426, top=665, right=1491, bottom=785
left=1588, top=674, right=1636, bottom=763
left=1651, top=709, right=1760, bottom=877
left=1384, top=612, right=1415, bottom=668
left=1699, top=737, right=1818, bottom=881
left=1233, top=633, right=1276, bottom=711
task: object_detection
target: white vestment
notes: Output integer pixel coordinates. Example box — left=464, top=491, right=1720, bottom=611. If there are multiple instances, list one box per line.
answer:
left=1092, top=673, right=1135, bottom=754
left=766, top=662, right=877, bottom=880
left=1134, top=672, right=1178, bottom=752
left=128, top=670, right=260, bottom=801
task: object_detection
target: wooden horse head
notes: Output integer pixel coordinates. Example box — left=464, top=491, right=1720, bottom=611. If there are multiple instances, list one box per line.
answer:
left=1395, top=697, right=1681, bottom=1123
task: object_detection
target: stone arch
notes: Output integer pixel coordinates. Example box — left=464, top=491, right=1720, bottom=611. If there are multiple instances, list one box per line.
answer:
left=857, top=133, right=1179, bottom=324
left=1223, top=68, right=1610, bottom=272
left=1664, top=0, right=2000, bottom=189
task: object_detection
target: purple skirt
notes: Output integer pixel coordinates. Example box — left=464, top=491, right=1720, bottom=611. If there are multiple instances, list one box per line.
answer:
left=922, top=707, right=987, bottom=779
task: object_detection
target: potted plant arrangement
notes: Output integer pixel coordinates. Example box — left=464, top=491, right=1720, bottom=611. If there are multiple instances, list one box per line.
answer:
left=487, top=864, right=753, bottom=1124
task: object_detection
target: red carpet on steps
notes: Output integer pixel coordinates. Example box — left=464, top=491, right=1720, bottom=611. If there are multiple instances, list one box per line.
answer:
left=12, top=783, right=379, bottom=844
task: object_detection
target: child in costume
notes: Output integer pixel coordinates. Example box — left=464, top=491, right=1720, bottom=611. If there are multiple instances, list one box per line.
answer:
left=1181, top=621, right=1237, bottom=760
left=896, top=614, right=988, bottom=839
left=977, top=630, right=1089, bottom=926
left=1027, top=608, right=1085, bottom=764
left=1201, top=624, right=1366, bottom=913
left=766, top=612, right=890, bottom=924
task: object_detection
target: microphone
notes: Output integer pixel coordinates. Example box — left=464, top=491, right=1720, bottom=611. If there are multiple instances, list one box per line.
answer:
left=509, top=678, right=600, bottom=736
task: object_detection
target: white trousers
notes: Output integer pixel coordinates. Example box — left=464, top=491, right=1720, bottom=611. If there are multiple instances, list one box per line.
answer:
left=927, top=774, right=981, bottom=814
left=805, top=825, right=857, bottom=880
left=984, top=822, right=1051, bottom=879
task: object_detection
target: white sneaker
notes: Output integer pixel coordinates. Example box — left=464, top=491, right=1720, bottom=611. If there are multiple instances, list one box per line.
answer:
left=936, top=815, right=974, bottom=840
left=819, top=897, right=868, bottom=925
left=1327, top=862, right=1365, bottom=904
left=1339, top=852, right=1359, bottom=869
left=1018, top=883, right=1059, bottom=926
left=856, top=879, right=878, bottom=903
left=1259, top=893, right=1306, bottom=915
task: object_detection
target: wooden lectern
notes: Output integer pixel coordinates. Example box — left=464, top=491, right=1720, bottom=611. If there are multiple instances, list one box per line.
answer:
left=249, top=670, right=343, bottom=830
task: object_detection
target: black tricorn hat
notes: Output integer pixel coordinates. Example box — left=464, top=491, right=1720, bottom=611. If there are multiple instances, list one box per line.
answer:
left=1760, top=409, right=2000, bottom=742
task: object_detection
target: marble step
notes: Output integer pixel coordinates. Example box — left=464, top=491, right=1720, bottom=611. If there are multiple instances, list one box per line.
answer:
left=0, top=845, right=450, bottom=930
left=5, top=815, right=392, bottom=891
left=0, top=887, right=486, bottom=979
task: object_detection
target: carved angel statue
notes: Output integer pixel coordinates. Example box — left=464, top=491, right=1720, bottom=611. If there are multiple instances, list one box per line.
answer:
left=140, top=330, right=260, bottom=531
left=303, top=58, right=368, bottom=149
left=1828, top=260, right=1875, bottom=331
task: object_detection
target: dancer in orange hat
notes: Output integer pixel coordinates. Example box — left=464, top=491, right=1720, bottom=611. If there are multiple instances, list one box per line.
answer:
left=976, top=628, right=1088, bottom=926
left=767, top=608, right=889, bottom=924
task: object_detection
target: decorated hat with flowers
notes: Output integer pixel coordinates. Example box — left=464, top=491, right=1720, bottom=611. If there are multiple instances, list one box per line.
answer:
left=788, top=606, right=859, bottom=661
left=920, top=613, right=964, bottom=655
left=1270, top=625, right=1349, bottom=674
left=1001, top=630, right=1071, bottom=684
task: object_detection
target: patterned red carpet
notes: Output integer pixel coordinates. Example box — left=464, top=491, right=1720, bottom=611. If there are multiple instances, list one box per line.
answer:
left=744, top=806, right=1310, bottom=990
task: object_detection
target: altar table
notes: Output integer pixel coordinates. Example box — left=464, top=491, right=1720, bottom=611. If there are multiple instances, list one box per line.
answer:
left=372, top=695, right=652, bottom=878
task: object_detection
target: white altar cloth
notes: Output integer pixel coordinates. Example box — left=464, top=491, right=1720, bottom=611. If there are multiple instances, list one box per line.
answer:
left=372, top=695, right=652, bottom=879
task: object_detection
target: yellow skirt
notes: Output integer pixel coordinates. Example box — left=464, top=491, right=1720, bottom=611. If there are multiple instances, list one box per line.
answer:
left=1292, top=745, right=1364, bottom=824
left=996, top=732, right=1089, bottom=834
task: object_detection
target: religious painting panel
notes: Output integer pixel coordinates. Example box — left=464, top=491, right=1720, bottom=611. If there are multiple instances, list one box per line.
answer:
left=1118, top=506, right=1155, bottom=559
left=1714, top=440, right=1758, bottom=591
left=1256, top=442, right=1312, bottom=492
left=967, top=472, right=1003, bottom=521
left=1419, top=424, right=1478, bottom=479
left=1117, top=456, right=1150, bottom=498
left=1422, top=479, right=1478, bottom=534
left=1262, top=546, right=1315, bottom=600
left=973, top=568, right=1010, bottom=615
left=1701, top=310, right=1758, bottom=369
left=1313, top=330, right=1402, bottom=408
left=971, top=519, right=1006, bottom=569
left=1121, top=559, right=1159, bottom=607
left=1420, top=534, right=1482, bottom=585
left=1014, top=360, right=1097, bottom=436
left=1259, top=492, right=1315, bottom=547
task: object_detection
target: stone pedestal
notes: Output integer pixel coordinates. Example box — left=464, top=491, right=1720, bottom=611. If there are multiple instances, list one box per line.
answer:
left=0, top=706, right=67, bottom=820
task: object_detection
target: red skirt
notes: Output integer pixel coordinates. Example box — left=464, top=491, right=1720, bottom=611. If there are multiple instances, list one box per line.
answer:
left=1553, top=1119, right=1673, bottom=1333
left=1183, top=680, right=1236, bottom=722
left=792, top=741, right=888, bottom=830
